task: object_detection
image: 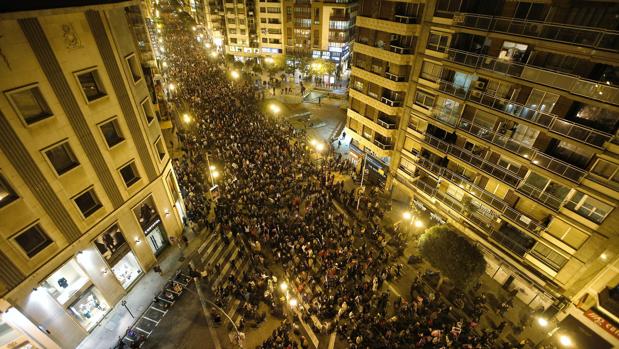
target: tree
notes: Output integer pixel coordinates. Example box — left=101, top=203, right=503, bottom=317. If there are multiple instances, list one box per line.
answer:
left=418, top=225, right=486, bottom=290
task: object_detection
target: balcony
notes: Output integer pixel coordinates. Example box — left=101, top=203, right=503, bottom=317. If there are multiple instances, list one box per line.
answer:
left=346, top=109, right=396, bottom=137
left=445, top=48, right=619, bottom=106
left=374, top=135, right=394, bottom=150
left=377, top=115, right=397, bottom=129
left=347, top=126, right=393, bottom=158
left=381, top=96, right=403, bottom=107
left=452, top=13, right=619, bottom=53
left=422, top=134, right=523, bottom=187
left=431, top=106, right=460, bottom=127
left=353, top=42, right=414, bottom=65
left=517, top=182, right=565, bottom=210
left=437, top=79, right=614, bottom=148
left=531, top=152, right=586, bottom=183
left=350, top=89, right=402, bottom=115
left=416, top=156, right=546, bottom=235
left=355, top=15, right=420, bottom=36
left=457, top=119, right=536, bottom=159
left=350, top=66, right=409, bottom=91
left=385, top=71, right=408, bottom=82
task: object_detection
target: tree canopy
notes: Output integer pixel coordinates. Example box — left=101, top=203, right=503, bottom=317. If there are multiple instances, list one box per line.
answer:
left=418, top=225, right=486, bottom=289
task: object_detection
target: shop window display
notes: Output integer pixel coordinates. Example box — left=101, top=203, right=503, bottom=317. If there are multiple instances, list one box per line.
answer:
left=0, top=319, right=34, bottom=349
left=93, top=224, right=130, bottom=266
left=111, top=252, right=142, bottom=289
left=41, top=259, right=89, bottom=305
left=68, top=287, right=109, bottom=331
left=133, top=196, right=168, bottom=255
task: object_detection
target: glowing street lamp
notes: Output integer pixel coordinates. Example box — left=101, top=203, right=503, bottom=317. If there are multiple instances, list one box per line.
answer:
left=210, top=51, right=218, bottom=58
left=402, top=211, right=412, bottom=220
left=182, top=113, right=191, bottom=124
left=280, top=282, right=288, bottom=292
left=269, top=104, right=280, bottom=115
left=211, top=170, right=220, bottom=179
left=213, top=37, right=223, bottom=47
left=315, top=142, right=325, bottom=152
left=230, top=70, right=240, bottom=80
left=558, top=335, right=572, bottom=347
left=264, top=57, right=274, bottom=64
left=205, top=42, right=212, bottom=49
left=537, top=317, right=549, bottom=327
left=289, top=298, right=298, bottom=308
left=168, top=83, right=176, bottom=91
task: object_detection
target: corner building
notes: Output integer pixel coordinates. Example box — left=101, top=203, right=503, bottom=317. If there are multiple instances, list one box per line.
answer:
left=346, top=0, right=619, bottom=344
left=0, top=1, right=186, bottom=348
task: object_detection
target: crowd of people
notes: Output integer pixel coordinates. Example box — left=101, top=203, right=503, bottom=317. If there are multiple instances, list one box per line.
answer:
left=160, top=4, right=524, bottom=348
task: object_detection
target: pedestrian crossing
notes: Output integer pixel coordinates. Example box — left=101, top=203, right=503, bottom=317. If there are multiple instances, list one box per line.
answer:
left=190, top=231, right=253, bottom=329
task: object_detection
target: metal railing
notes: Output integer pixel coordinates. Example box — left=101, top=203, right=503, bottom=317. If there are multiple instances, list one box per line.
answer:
left=394, top=14, right=417, bottom=24
left=415, top=156, right=546, bottom=235
left=531, top=152, right=586, bottom=182
left=385, top=71, right=408, bottom=82
left=452, top=13, right=619, bottom=52
left=374, top=138, right=394, bottom=150
left=380, top=96, right=403, bottom=107
left=457, top=120, right=585, bottom=182
left=516, top=182, right=565, bottom=210
left=458, top=120, right=536, bottom=159
left=377, top=116, right=397, bottom=129
left=445, top=48, right=619, bottom=106
left=431, top=106, right=460, bottom=127
left=422, top=134, right=523, bottom=187
left=437, top=79, right=613, bottom=148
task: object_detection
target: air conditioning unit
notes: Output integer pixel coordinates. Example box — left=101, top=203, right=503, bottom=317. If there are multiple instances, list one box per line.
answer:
left=473, top=80, right=486, bottom=89
left=470, top=90, right=483, bottom=99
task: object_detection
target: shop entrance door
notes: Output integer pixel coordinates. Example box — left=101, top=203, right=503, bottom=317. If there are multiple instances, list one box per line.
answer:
left=146, top=225, right=167, bottom=255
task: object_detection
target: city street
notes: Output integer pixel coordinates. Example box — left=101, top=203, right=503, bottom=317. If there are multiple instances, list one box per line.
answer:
left=137, top=3, right=540, bottom=349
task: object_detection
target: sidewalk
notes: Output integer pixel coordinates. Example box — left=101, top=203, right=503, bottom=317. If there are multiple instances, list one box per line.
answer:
left=76, top=232, right=206, bottom=349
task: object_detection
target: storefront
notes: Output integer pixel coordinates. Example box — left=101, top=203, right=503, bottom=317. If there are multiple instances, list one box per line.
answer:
left=0, top=318, right=33, bottom=349
left=94, top=224, right=142, bottom=289
left=133, top=196, right=168, bottom=256
left=39, top=259, right=110, bottom=332
left=350, top=142, right=390, bottom=188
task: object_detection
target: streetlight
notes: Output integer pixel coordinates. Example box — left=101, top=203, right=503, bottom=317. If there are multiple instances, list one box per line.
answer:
left=205, top=42, right=211, bottom=49
left=168, top=83, right=176, bottom=91
left=182, top=113, right=191, bottom=124
left=403, top=210, right=423, bottom=237
left=315, top=142, right=325, bottom=152
left=210, top=50, right=218, bottom=58
left=558, top=335, right=572, bottom=347
left=289, top=298, right=298, bottom=308
left=230, top=70, right=240, bottom=80
left=280, top=282, right=288, bottom=292
left=537, top=317, right=549, bottom=327
left=269, top=104, right=280, bottom=115
left=212, top=170, right=220, bottom=179
left=265, top=57, right=274, bottom=64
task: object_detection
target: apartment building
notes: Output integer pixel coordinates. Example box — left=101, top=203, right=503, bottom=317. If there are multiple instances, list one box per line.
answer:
left=346, top=0, right=619, bottom=345
left=0, top=1, right=185, bottom=348
left=257, top=0, right=285, bottom=55
left=222, top=0, right=260, bottom=58
left=283, top=0, right=357, bottom=65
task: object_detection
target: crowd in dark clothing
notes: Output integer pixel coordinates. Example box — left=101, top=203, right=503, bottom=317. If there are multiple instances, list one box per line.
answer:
left=161, top=5, right=523, bottom=348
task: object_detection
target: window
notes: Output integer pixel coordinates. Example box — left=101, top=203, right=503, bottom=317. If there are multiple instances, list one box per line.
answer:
left=520, top=172, right=570, bottom=209
left=77, top=70, right=106, bottom=102
left=591, top=159, right=619, bottom=184
left=155, top=138, right=166, bottom=160
left=7, top=85, right=53, bottom=125
left=141, top=99, right=155, bottom=124
left=426, top=32, right=450, bottom=52
left=0, top=173, right=18, bottom=208
left=531, top=243, right=568, bottom=271
left=119, top=161, right=141, bottom=187
left=45, top=142, right=79, bottom=175
left=420, top=61, right=442, bottom=82
left=99, top=119, right=124, bottom=148
left=126, top=54, right=142, bottom=83
left=15, top=224, right=53, bottom=258
left=415, top=90, right=435, bottom=109
left=565, top=191, right=613, bottom=224
left=73, top=188, right=102, bottom=218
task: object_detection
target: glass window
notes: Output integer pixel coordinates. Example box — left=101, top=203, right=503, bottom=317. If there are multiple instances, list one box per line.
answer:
left=420, top=61, right=442, bottom=82
left=94, top=224, right=130, bottom=265
left=546, top=218, right=588, bottom=249
left=74, top=189, right=102, bottom=218
left=111, top=252, right=142, bottom=289
left=15, top=224, right=53, bottom=258
left=7, top=86, right=53, bottom=125
left=520, top=172, right=569, bottom=209
left=0, top=173, right=18, bottom=208
left=45, top=142, right=79, bottom=175
left=531, top=243, right=568, bottom=271
left=426, top=32, right=450, bottom=52
left=119, top=162, right=140, bottom=187
left=68, top=287, right=109, bottom=331
left=100, top=119, right=124, bottom=148
left=155, top=138, right=166, bottom=160
left=141, top=100, right=155, bottom=124
left=591, top=159, right=619, bottom=184
left=41, top=259, right=89, bottom=305
left=415, top=90, right=435, bottom=109
left=126, top=54, right=142, bottom=83
left=565, top=191, right=613, bottom=224
left=77, top=70, right=106, bottom=102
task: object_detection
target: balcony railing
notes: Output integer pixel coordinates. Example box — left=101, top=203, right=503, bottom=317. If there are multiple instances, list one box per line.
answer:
left=445, top=48, right=619, bottom=106
left=415, top=156, right=546, bottom=235
left=431, top=107, right=460, bottom=127
left=374, top=138, right=394, bottom=150
left=531, top=152, right=586, bottom=182
left=452, top=13, right=619, bottom=52
left=516, top=182, right=565, bottom=210
left=381, top=96, right=403, bottom=107
left=437, top=79, right=614, bottom=148
left=458, top=119, right=537, bottom=159
left=377, top=116, right=397, bottom=129
left=385, top=71, right=407, bottom=82
left=422, top=134, right=523, bottom=187
left=389, top=42, right=413, bottom=54
left=394, top=14, right=417, bottom=24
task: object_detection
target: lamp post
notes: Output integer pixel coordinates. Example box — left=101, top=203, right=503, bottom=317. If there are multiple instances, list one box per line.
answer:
left=230, top=70, right=240, bottom=80
left=402, top=209, right=424, bottom=239
left=534, top=317, right=573, bottom=348
left=355, top=152, right=368, bottom=211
